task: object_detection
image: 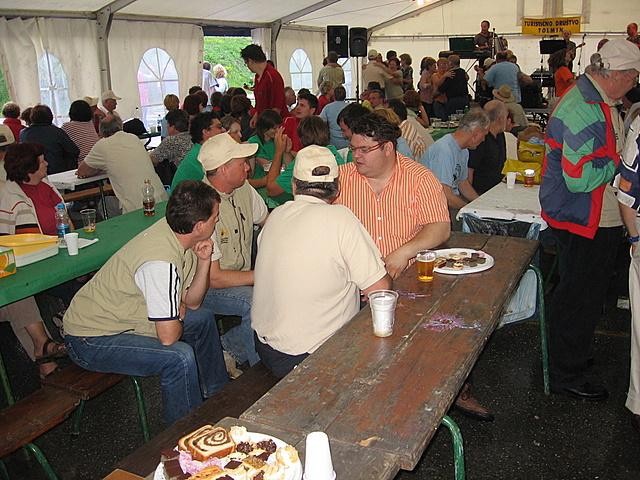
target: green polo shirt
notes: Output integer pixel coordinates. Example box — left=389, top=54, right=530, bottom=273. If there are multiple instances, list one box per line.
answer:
left=170, top=143, right=203, bottom=192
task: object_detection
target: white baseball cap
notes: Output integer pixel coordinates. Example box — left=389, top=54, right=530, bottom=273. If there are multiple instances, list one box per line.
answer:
left=198, top=133, right=258, bottom=171
left=598, top=38, right=640, bottom=73
left=293, top=145, right=339, bottom=182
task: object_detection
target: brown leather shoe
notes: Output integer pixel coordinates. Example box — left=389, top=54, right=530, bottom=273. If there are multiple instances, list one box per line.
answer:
left=454, top=383, right=495, bottom=422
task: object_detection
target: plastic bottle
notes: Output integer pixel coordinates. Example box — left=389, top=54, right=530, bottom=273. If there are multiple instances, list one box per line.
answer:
left=157, top=114, right=162, bottom=135
left=142, top=179, right=155, bottom=216
left=55, top=203, right=71, bottom=246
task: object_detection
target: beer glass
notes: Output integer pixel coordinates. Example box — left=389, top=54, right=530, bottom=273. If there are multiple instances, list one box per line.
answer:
left=416, top=250, right=436, bottom=282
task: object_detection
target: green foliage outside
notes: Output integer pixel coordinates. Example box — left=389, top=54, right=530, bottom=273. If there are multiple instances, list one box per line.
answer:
left=0, top=69, right=10, bottom=108
left=203, top=36, right=254, bottom=89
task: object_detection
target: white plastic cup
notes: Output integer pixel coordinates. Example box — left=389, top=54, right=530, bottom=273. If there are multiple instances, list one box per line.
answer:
left=506, top=171, right=517, bottom=189
left=368, top=290, right=399, bottom=337
left=303, top=431, right=335, bottom=480
left=64, top=232, right=79, bottom=256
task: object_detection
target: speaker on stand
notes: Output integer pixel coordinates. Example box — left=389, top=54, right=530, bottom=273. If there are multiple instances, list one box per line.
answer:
left=327, top=25, right=349, bottom=58
left=349, top=27, right=368, bottom=103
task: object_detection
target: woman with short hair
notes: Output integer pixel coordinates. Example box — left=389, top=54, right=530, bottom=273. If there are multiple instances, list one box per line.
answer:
left=61, top=100, right=99, bottom=163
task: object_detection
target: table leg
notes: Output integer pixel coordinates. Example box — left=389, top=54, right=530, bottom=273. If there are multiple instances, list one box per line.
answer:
left=441, top=415, right=465, bottom=480
left=0, top=351, right=15, bottom=406
left=98, top=181, right=109, bottom=220
left=528, top=264, right=550, bottom=395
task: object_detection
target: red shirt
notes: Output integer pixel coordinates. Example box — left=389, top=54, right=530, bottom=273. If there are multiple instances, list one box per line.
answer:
left=18, top=182, right=60, bottom=235
left=316, top=95, right=330, bottom=115
left=3, top=117, right=23, bottom=142
left=554, top=66, right=574, bottom=97
left=253, top=63, right=289, bottom=118
left=283, top=116, right=302, bottom=153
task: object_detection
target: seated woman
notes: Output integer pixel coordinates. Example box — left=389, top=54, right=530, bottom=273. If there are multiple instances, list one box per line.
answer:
left=0, top=143, right=81, bottom=305
left=230, top=95, right=254, bottom=141
left=61, top=100, right=99, bottom=164
left=221, top=115, right=242, bottom=143
left=316, top=81, right=334, bottom=115
left=246, top=110, right=292, bottom=209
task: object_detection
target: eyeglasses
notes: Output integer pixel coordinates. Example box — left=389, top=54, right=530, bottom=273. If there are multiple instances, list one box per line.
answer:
left=348, top=142, right=386, bottom=155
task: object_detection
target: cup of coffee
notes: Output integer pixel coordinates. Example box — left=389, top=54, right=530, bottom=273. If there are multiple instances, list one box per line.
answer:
left=506, top=171, right=517, bottom=189
left=303, top=431, right=335, bottom=480
left=368, top=290, right=399, bottom=337
left=80, top=208, right=97, bottom=233
left=524, top=169, right=535, bottom=187
left=416, top=250, right=436, bottom=282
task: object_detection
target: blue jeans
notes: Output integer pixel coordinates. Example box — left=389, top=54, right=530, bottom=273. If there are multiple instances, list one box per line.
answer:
left=204, top=286, right=259, bottom=366
left=64, top=306, right=228, bottom=425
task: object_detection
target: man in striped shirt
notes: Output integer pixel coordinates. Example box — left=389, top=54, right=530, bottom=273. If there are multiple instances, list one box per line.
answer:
left=335, top=113, right=450, bottom=279
left=336, top=113, right=494, bottom=421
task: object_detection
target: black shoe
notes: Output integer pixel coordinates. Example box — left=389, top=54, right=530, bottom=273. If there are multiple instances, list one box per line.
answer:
left=632, top=414, right=640, bottom=434
left=551, top=382, right=608, bottom=401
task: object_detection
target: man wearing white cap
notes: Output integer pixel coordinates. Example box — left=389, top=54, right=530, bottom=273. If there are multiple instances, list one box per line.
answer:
left=101, top=89, right=121, bottom=118
left=252, top=145, right=391, bottom=377
left=0, top=123, right=15, bottom=187
left=84, top=95, right=104, bottom=133
left=198, top=133, right=268, bottom=368
left=540, top=39, right=640, bottom=401
left=363, top=49, right=393, bottom=96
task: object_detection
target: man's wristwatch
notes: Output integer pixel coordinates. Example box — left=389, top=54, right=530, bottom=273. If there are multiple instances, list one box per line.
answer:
left=629, top=235, right=640, bottom=244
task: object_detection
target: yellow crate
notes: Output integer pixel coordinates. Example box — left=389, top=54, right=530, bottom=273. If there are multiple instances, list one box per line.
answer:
left=0, top=248, right=16, bottom=278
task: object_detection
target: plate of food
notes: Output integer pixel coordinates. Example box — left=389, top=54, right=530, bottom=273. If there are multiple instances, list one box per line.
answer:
left=433, top=248, right=494, bottom=275
left=154, top=424, right=302, bottom=480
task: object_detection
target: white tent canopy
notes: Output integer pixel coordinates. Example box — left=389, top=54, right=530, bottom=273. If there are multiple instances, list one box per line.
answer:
left=0, top=0, right=634, bottom=124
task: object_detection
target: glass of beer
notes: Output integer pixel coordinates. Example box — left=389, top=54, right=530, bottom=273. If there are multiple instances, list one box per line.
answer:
left=416, top=250, right=437, bottom=282
left=524, top=168, right=535, bottom=187
left=80, top=208, right=96, bottom=233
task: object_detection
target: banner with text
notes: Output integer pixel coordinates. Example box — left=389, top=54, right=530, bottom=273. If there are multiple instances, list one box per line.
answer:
left=522, top=17, right=581, bottom=36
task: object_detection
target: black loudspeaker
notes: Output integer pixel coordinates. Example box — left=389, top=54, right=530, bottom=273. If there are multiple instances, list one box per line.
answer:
left=539, top=40, right=565, bottom=55
left=349, top=27, right=368, bottom=57
left=327, top=25, right=349, bottom=58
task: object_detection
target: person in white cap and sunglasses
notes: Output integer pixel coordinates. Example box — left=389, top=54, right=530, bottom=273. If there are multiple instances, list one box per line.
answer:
left=252, top=145, right=391, bottom=377
left=101, top=89, right=122, bottom=118
left=541, top=38, right=640, bottom=402
left=197, top=133, right=268, bottom=370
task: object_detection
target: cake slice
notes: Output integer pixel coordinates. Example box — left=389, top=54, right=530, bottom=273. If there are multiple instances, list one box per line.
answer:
left=178, top=425, right=236, bottom=461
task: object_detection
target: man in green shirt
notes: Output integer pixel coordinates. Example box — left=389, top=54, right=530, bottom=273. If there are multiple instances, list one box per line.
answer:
left=170, top=112, right=226, bottom=191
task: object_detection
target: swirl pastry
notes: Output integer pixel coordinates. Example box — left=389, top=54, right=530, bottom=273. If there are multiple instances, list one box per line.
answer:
left=178, top=425, right=236, bottom=461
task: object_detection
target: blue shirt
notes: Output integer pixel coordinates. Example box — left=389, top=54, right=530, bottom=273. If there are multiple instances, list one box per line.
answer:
left=396, top=137, right=414, bottom=159
left=484, top=62, right=521, bottom=103
left=422, top=133, right=468, bottom=195
left=319, top=101, right=349, bottom=149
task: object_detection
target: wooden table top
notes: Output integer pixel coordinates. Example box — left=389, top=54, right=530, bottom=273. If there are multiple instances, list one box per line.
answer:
left=241, top=233, right=538, bottom=470
left=114, top=232, right=538, bottom=479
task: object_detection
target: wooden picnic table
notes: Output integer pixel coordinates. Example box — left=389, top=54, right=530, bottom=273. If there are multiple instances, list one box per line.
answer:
left=111, top=232, right=538, bottom=479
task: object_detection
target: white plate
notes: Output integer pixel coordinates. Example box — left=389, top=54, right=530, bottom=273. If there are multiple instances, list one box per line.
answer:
left=153, top=431, right=303, bottom=480
left=433, top=248, right=494, bottom=275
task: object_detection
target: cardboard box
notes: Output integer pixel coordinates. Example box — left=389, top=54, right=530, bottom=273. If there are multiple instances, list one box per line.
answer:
left=0, top=247, right=16, bottom=278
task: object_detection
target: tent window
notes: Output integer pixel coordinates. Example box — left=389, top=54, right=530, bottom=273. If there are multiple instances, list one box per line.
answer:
left=38, top=51, right=70, bottom=125
left=137, top=48, right=179, bottom=128
left=289, top=48, right=312, bottom=91
left=339, top=58, right=352, bottom=97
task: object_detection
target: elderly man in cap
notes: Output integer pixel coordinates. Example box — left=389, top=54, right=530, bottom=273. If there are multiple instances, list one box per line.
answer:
left=101, top=90, right=121, bottom=118
left=540, top=39, right=640, bottom=401
left=363, top=49, right=393, bottom=96
left=252, top=145, right=391, bottom=377
left=198, top=133, right=268, bottom=369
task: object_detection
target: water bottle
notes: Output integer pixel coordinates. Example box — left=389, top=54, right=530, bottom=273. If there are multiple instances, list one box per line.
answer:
left=157, top=115, right=162, bottom=135
left=142, top=179, right=155, bottom=216
left=55, top=203, right=71, bottom=246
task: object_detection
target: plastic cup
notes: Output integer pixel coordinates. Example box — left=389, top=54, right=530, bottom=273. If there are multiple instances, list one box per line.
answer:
left=150, top=124, right=157, bottom=133
left=303, top=431, right=335, bottom=480
left=80, top=208, right=96, bottom=233
left=416, top=250, right=436, bottom=282
left=524, top=168, right=535, bottom=187
left=506, top=171, right=517, bottom=189
left=368, top=290, right=399, bottom=337
left=64, top=232, right=79, bottom=256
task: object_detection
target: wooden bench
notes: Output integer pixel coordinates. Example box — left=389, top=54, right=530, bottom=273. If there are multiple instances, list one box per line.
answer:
left=61, top=183, right=114, bottom=203
left=0, top=387, right=81, bottom=480
left=115, top=362, right=279, bottom=477
left=41, top=363, right=149, bottom=440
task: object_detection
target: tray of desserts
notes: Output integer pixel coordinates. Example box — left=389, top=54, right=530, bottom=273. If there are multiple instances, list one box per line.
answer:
left=154, top=425, right=302, bottom=480
left=433, top=248, right=494, bottom=275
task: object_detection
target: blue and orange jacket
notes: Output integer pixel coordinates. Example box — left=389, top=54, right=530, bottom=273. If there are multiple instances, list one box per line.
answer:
left=539, top=74, right=620, bottom=239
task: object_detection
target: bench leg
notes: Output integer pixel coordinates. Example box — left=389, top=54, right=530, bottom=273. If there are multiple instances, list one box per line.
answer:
left=0, top=352, right=15, bottom=406
left=130, top=377, right=150, bottom=442
left=71, top=399, right=86, bottom=436
left=528, top=264, right=550, bottom=395
left=441, top=415, right=465, bottom=480
left=0, top=459, right=9, bottom=480
left=24, top=443, right=59, bottom=480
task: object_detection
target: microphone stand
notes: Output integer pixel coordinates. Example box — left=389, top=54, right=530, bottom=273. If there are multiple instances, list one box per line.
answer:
left=576, top=33, right=586, bottom=75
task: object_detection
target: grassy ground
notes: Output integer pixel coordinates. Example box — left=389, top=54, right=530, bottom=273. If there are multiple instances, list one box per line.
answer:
left=203, top=36, right=254, bottom=89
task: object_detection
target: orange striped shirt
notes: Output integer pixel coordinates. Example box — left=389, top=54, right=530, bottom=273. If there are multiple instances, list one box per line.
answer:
left=336, top=153, right=449, bottom=257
